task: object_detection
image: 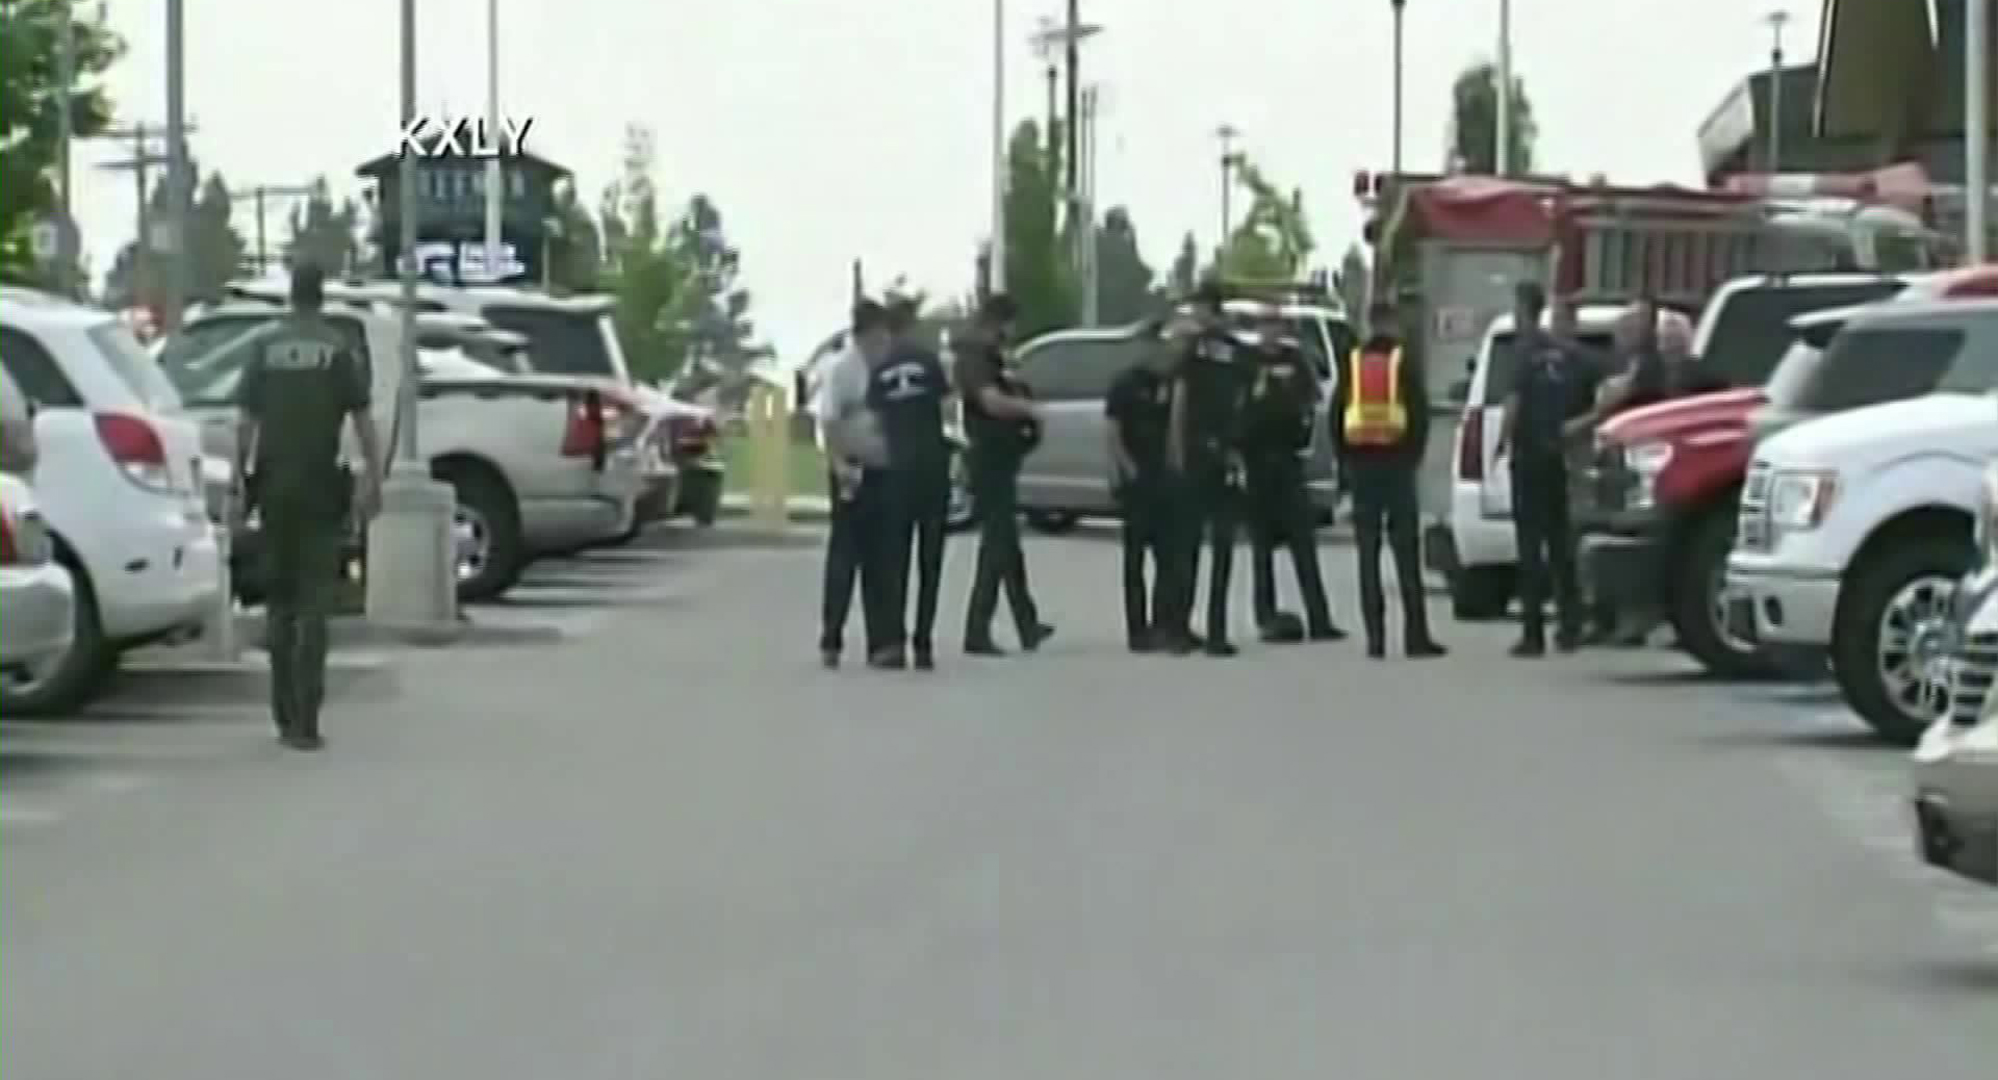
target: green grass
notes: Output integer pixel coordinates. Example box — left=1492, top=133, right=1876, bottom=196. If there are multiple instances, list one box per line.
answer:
left=721, top=433, right=826, bottom=497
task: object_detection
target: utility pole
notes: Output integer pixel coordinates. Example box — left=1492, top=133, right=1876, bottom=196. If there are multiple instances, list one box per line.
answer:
left=1079, top=85, right=1099, bottom=325
left=989, top=0, right=1007, bottom=297
left=230, top=184, right=316, bottom=276
left=1970, top=0, right=1990, bottom=262
left=1065, top=0, right=1081, bottom=199
left=164, top=0, right=192, bottom=330
left=96, top=123, right=177, bottom=311
left=1495, top=0, right=1514, bottom=177
left=1031, top=17, right=1063, bottom=158
left=1764, top=10, right=1790, bottom=174
left=55, top=0, right=76, bottom=295
left=1216, top=123, right=1242, bottom=265
left=1390, top=0, right=1406, bottom=178
left=484, top=0, right=504, bottom=282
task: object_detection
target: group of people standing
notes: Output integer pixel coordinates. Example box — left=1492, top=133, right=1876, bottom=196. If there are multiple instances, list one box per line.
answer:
left=814, top=293, right=1052, bottom=670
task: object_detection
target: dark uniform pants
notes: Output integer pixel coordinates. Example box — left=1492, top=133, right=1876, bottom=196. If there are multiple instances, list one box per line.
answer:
left=1115, top=475, right=1173, bottom=644
left=1247, top=458, right=1333, bottom=632
left=819, top=468, right=894, bottom=655
left=1160, top=464, right=1237, bottom=644
left=261, top=495, right=345, bottom=737
left=1346, top=461, right=1433, bottom=649
left=881, top=466, right=950, bottom=651
left=964, top=452, right=1041, bottom=645
left=1511, top=457, right=1582, bottom=642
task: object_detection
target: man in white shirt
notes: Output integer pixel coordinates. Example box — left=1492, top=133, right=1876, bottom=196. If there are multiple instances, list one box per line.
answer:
left=817, top=300, right=892, bottom=667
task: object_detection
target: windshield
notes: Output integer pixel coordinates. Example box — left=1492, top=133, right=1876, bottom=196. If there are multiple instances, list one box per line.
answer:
left=89, top=322, right=182, bottom=410
left=1695, top=281, right=1903, bottom=388
left=1779, top=323, right=1987, bottom=412
left=1481, top=331, right=1616, bottom=405
left=482, top=305, right=620, bottom=379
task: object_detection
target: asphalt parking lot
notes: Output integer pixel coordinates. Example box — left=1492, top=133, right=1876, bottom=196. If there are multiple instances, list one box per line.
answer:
left=3, top=521, right=1994, bottom=1078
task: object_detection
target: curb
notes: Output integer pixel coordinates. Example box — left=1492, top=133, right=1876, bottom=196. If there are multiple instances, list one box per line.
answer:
left=233, top=612, right=566, bottom=650
left=115, top=650, right=400, bottom=706
left=720, top=493, right=833, bottom=524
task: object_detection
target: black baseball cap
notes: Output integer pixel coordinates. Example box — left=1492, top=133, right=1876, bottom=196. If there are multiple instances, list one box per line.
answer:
left=979, top=292, right=1018, bottom=324
left=851, top=299, right=889, bottom=333
left=289, top=261, right=327, bottom=307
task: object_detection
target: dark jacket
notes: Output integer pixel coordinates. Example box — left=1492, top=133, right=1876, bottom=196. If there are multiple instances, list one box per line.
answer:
left=1329, top=333, right=1428, bottom=470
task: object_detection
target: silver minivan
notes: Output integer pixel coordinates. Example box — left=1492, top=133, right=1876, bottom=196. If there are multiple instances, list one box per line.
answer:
left=1013, top=304, right=1355, bottom=531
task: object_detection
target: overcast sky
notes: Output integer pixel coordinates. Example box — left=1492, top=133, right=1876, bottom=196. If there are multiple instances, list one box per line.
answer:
left=75, top=0, right=1822, bottom=360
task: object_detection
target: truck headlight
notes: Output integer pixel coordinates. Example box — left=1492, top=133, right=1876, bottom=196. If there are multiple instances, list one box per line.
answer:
left=1769, top=468, right=1839, bottom=530
left=1626, top=441, right=1673, bottom=509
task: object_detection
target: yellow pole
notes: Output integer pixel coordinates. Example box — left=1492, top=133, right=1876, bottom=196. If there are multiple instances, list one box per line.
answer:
left=748, top=382, right=789, bottom=530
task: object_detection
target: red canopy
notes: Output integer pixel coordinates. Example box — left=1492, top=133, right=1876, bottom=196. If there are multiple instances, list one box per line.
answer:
left=1398, top=177, right=1559, bottom=244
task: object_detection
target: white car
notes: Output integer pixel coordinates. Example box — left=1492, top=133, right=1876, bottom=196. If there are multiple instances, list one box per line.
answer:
left=1912, top=474, right=1998, bottom=889
left=1436, top=304, right=1625, bottom=618
left=1726, top=299, right=1998, bottom=744
left=0, top=287, right=220, bottom=715
left=0, top=472, right=75, bottom=682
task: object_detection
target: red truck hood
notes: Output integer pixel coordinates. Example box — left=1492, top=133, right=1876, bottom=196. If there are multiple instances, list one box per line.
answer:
left=1596, top=387, right=1764, bottom=444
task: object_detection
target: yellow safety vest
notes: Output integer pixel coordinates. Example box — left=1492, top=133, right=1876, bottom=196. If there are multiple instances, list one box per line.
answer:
left=1343, top=347, right=1408, bottom=446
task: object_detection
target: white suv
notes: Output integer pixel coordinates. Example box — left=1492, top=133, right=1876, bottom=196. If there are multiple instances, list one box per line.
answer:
left=0, top=288, right=220, bottom=714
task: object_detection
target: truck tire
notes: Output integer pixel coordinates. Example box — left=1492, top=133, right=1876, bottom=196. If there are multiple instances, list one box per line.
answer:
left=1450, top=565, right=1513, bottom=620
left=1832, top=535, right=1971, bottom=746
left=1669, top=508, right=1776, bottom=680
left=438, top=461, right=525, bottom=603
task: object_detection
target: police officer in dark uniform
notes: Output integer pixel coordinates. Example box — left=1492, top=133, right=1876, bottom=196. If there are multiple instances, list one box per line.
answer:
left=955, top=293, right=1055, bottom=656
left=233, top=263, right=385, bottom=750
left=1330, top=301, right=1446, bottom=661
left=870, top=299, right=953, bottom=670
left=1161, top=282, right=1248, bottom=657
left=1243, top=309, right=1343, bottom=644
left=1104, top=316, right=1179, bottom=652
left=1495, top=281, right=1591, bottom=656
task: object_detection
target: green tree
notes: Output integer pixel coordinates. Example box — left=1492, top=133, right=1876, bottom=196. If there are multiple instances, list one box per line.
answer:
left=100, top=161, right=246, bottom=307
left=543, top=178, right=602, bottom=292
left=600, top=124, right=697, bottom=383
left=1167, top=231, right=1200, bottom=295
left=284, top=177, right=360, bottom=277
left=1218, top=159, right=1315, bottom=282
left=1447, top=60, right=1537, bottom=176
left=1334, top=242, right=1369, bottom=316
left=1002, top=118, right=1078, bottom=337
left=673, top=193, right=759, bottom=383
left=0, top=1, right=123, bottom=283
left=1091, top=205, right=1155, bottom=324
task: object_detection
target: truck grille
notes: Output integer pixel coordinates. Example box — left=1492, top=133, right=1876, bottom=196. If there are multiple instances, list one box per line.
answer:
left=1737, top=462, right=1773, bottom=552
left=1575, top=445, right=1630, bottom=522
left=1949, top=633, right=1998, bottom=728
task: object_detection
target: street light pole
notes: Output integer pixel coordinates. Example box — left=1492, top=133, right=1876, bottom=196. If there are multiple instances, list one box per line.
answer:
left=366, top=0, right=461, bottom=634
left=1495, top=0, right=1513, bottom=177
left=164, top=0, right=191, bottom=328
left=1390, top=0, right=1406, bottom=177
left=1765, top=10, right=1790, bottom=174
left=1217, top=123, right=1240, bottom=264
left=989, top=0, right=1007, bottom=297
left=1970, top=0, right=1990, bottom=263
left=55, top=0, right=75, bottom=295
left=484, top=0, right=504, bottom=282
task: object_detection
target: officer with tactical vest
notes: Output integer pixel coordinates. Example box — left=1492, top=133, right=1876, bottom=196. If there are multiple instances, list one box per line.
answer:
left=1329, top=300, right=1447, bottom=660
left=1243, top=308, right=1342, bottom=643
left=1160, top=282, right=1249, bottom=657
left=955, top=293, right=1056, bottom=656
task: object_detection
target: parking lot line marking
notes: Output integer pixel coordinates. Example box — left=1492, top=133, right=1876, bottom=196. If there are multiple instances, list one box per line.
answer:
left=0, top=804, right=64, bottom=828
left=85, top=772, right=155, bottom=795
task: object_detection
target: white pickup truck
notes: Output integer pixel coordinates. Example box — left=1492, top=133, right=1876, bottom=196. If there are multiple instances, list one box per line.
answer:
left=159, top=299, right=654, bottom=602
left=1725, top=300, right=1998, bottom=744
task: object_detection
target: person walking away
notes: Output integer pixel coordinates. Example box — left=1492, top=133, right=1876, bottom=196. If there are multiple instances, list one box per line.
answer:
left=1243, top=309, right=1342, bottom=643
left=815, top=300, right=895, bottom=668
left=1494, top=282, right=1593, bottom=656
left=955, top=293, right=1054, bottom=656
left=1331, top=301, right=1446, bottom=661
left=1162, top=281, right=1250, bottom=657
left=870, top=299, right=953, bottom=669
left=1105, top=317, right=1179, bottom=652
left=233, top=263, right=384, bottom=750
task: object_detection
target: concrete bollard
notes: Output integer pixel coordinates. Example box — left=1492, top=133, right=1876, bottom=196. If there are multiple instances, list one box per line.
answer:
left=202, top=481, right=239, bottom=661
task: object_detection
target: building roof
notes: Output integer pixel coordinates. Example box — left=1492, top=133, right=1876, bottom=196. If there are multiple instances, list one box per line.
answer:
left=354, top=148, right=570, bottom=180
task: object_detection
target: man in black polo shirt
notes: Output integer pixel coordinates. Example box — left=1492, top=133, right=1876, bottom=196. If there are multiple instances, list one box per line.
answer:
left=954, top=293, right=1055, bottom=656
left=868, top=299, right=953, bottom=670
left=1495, top=281, right=1592, bottom=656
left=1105, top=317, right=1179, bottom=651
left=1161, top=282, right=1249, bottom=657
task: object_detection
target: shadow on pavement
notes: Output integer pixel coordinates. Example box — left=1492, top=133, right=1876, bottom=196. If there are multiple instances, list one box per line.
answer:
left=1685, top=726, right=1887, bottom=754
left=1877, top=958, right=1998, bottom=996
left=1594, top=668, right=1724, bottom=687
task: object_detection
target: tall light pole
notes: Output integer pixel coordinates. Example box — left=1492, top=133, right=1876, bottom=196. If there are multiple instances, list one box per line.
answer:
left=1764, top=10, right=1790, bottom=174
left=366, top=0, right=461, bottom=633
left=164, top=0, right=191, bottom=329
left=484, top=0, right=504, bottom=282
left=1216, top=123, right=1241, bottom=264
left=1079, top=85, right=1099, bottom=324
left=989, top=0, right=1007, bottom=296
left=1390, top=0, right=1406, bottom=177
left=1065, top=0, right=1082, bottom=199
left=1970, top=0, right=1990, bottom=262
left=55, top=0, right=76, bottom=295
left=1495, top=0, right=1514, bottom=177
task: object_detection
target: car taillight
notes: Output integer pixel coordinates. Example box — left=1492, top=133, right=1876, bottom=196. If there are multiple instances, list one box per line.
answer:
left=1457, top=407, right=1485, bottom=482
left=94, top=411, right=173, bottom=492
left=0, top=509, right=17, bottom=565
left=561, top=394, right=607, bottom=457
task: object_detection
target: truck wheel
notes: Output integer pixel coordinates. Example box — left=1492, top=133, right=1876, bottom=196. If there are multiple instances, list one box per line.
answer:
left=1832, top=535, right=1972, bottom=746
left=438, top=462, right=525, bottom=603
left=1450, top=565, right=1513, bottom=620
left=1669, top=509, right=1776, bottom=680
